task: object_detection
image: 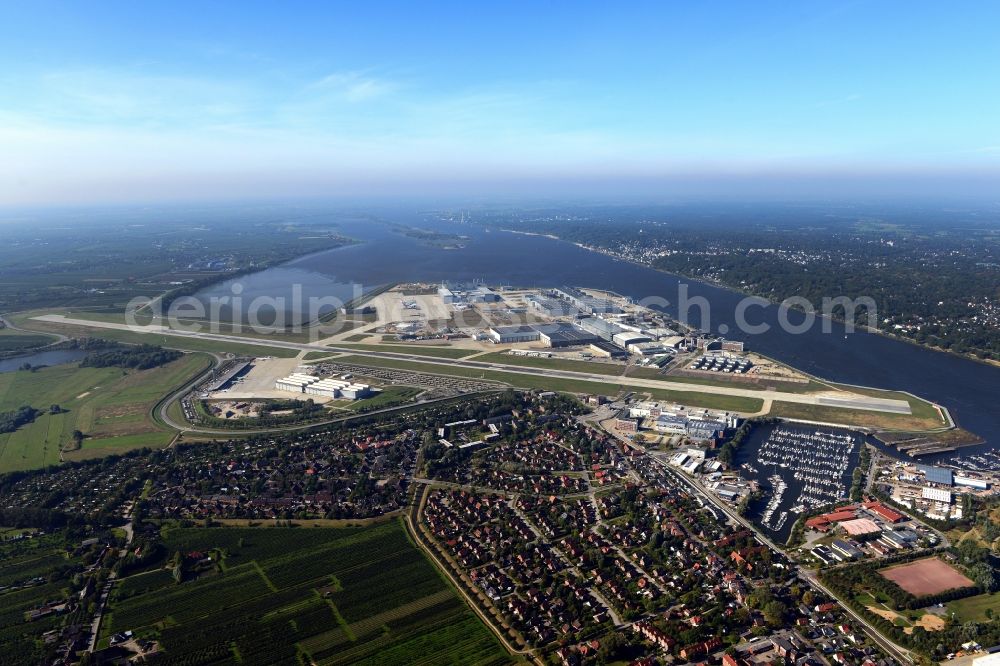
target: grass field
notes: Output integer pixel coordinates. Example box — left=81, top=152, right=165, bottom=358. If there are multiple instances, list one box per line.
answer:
left=13, top=312, right=299, bottom=359
left=0, top=328, right=58, bottom=352
left=767, top=399, right=943, bottom=431
left=947, top=592, right=1000, bottom=623
left=104, top=522, right=512, bottom=666
left=474, top=351, right=630, bottom=376
left=346, top=385, right=422, bottom=411
left=0, top=352, right=211, bottom=472
left=332, top=343, right=477, bottom=359
left=336, top=354, right=765, bottom=412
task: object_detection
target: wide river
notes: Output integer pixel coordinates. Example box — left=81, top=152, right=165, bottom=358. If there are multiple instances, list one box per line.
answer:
left=197, top=212, right=1000, bottom=461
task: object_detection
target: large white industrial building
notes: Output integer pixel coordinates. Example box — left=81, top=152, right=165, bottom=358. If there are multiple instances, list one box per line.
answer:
left=274, top=373, right=320, bottom=392
left=275, top=373, right=371, bottom=400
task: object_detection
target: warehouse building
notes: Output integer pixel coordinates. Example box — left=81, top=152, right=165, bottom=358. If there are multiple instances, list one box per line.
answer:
left=629, top=341, right=672, bottom=356
left=577, top=316, right=627, bottom=342
left=686, top=419, right=728, bottom=441
left=612, top=331, right=650, bottom=348
left=488, top=325, right=541, bottom=344
left=918, top=464, right=954, bottom=486
left=275, top=373, right=319, bottom=393
left=955, top=476, right=991, bottom=490
left=655, top=415, right=688, bottom=435
left=535, top=322, right=601, bottom=347
left=922, top=486, right=952, bottom=503
left=527, top=294, right=580, bottom=317
left=588, top=340, right=628, bottom=359
left=552, top=286, right=621, bottom=314
left=304, top=378, right=350, bottom=397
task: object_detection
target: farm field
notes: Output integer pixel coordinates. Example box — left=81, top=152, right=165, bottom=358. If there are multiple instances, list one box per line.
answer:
left=0, top=352, right=211, bottom=472
left=0, top=533, right=84, bottom=664
left=104, top=522, right=513, bottom=666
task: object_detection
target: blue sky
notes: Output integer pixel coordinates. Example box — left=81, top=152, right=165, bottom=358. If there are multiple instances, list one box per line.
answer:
left=1, top=1, right=999, bottom=205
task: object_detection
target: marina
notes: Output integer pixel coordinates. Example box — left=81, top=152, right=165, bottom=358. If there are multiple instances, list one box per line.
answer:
left=737, top=423, right=863, bottom=543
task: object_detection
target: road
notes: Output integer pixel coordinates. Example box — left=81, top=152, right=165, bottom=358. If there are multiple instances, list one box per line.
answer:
left=33, top=314, right=913, bottom=415
left=640, top=447, right=915, bottom=664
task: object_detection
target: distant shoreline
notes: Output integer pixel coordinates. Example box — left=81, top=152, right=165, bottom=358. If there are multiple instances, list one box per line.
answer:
left=501, top=228, right=1000, bottom=372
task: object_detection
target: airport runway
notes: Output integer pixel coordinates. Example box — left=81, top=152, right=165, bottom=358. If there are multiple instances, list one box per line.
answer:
left=33, top=314, right=913, bottom=415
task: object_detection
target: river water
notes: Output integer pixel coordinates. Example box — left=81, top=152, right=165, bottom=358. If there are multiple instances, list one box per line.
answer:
left=0, top=349, right=88, bottom=373
left=195, top=211, right=1000, bottom=460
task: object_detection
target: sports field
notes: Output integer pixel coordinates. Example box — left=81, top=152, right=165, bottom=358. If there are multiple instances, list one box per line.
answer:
left=0, top=352, right=211, bottom=472
left=879, top=558, right=975, bottom=596
left=104, top=522, right=512, bottom=666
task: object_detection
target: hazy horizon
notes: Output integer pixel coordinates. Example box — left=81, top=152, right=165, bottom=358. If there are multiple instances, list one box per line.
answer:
left=2, top=1, right=999, bottom=206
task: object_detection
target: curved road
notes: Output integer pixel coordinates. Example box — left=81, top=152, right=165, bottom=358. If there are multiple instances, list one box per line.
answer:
left=154, top=351, right=501, bottom=436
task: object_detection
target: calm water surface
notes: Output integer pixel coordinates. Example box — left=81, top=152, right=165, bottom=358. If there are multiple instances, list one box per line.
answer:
left=196, top=214, right=1000, bottom=460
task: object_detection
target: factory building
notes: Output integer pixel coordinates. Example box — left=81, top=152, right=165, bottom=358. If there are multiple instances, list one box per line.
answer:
left=922, top=486, right=952, bottom=504
left=274, top=373, right=319, bottom=392
left=588, top=341, right=628, bottom=359
left=527, top=294, right=580, bottom=317
left=643, top=326, right=679, bottom=339
left=534, top=322, right=602, bottom=348
left=721, top=339, right=745, bottom=352
left=302, top=378, right=372, bottom=400
left=577, top=316, right=627, bottom=342
left=552, top=286, right=621, bottom=314
left=918, top=465, right=954, bottom=486
left=686, top=419, right=728, bottom=441
left=488, top=325, right=541, bottom=344
left=629, top=341, right=672, bottom=356
left=340, top=384, right=372, bottom=400
left=655, top=415, right=688, bottom=435
left=661, top=335, right=687, bottom=349
left=276, top=373, right=370, bottom=400
left=438, top=286, right=457, bottom=304
left=955, top=476, right=991, bottom=490
left=304, top=378, right=349, bottom=397
left=439, top=282, right=502, bottom=304
left=612, top=332, right=652, bottom=348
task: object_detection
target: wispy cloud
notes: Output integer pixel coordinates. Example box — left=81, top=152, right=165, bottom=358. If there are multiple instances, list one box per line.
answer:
left=308, top=71, right=396, bottom=102
left=814, top=93, right=861, bottom=109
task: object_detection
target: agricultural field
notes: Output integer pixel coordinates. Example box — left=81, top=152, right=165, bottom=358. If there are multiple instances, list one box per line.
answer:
left=0, top=532, right=85, bottom=665
left=0, top=352, right=211, bottom=472
left=103, top=522, right=512, bottom=666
